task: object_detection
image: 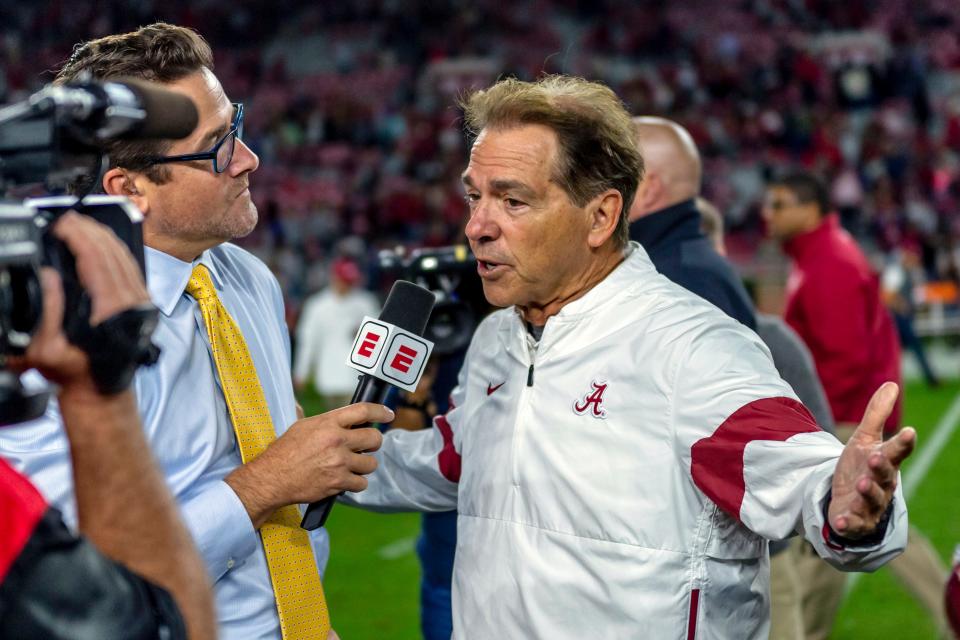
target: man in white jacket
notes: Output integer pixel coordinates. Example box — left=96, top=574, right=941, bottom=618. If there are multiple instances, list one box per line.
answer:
left=345, top=75, right=916, bottom=639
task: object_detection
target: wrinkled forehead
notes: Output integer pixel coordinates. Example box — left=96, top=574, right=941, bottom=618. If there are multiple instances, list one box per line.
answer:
left=187, top=68, right=231, bottom=120
left=164, top=68, right=233, bottom=150
left=463, top=125, right=559, bottom=187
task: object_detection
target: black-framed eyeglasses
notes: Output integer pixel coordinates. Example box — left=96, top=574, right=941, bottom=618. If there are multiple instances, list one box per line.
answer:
left=148, top=103, right=244, bottom=174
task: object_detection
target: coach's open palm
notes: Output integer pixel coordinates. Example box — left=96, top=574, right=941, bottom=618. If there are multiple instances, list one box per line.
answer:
left=828, top=382, right=916, bottom=539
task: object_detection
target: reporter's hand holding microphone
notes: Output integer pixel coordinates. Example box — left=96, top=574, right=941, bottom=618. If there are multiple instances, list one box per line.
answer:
left=225, top=280, right=437, bottom=532
left=224, top=402, right=391, bottom=529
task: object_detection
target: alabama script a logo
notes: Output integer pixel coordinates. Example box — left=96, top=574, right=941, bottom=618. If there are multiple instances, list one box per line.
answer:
left=573, top=380, right=608, bottom=419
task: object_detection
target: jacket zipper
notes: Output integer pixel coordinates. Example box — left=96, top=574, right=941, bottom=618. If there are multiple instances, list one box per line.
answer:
left=512, top=332, right=538, bottom=485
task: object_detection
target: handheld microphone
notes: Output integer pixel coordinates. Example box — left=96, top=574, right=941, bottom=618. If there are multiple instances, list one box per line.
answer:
left=28, top=77, right=199, bottom=141
left=301, top=280, right=436, bottom=530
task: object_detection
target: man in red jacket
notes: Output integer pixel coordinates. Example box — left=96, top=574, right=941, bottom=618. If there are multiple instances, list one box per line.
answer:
left=764, top=171, right=949, bottom=639
left=766, top=173, right=901, bottom=434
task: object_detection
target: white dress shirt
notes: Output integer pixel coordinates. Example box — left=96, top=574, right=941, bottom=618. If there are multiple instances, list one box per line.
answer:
left=293, top=287, right=379, bottom=396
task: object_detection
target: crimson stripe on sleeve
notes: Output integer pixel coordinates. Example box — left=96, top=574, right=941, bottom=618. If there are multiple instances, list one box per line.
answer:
left=0, top=458, right=48, bottom=580
left=434, top=414, right=461, bottom=483
left=690, top=396, right=820, bottom=522
left=821, top=522, right=845, bottom=551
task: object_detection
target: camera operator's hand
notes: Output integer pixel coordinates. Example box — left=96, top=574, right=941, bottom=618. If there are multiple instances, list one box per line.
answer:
left=7, top=211, right=215, bottom=639
left=9, top=211, right=151, bottom=389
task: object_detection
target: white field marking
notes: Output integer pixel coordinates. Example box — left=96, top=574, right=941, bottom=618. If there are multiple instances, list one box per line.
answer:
left=901, top=391, right=960, bottom=501
left=844, top=389, right=960, bottom=595
left=377, top=535, right=417, bottom=560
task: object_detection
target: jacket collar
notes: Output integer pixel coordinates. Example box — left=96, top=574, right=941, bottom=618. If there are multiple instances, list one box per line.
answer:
left=547, top=243, right=655, bottom=322
left=145, top=246, right=226, bottom=316
left=783, top=213, right=839, bottom=262
left=628, top=198, right=701, bottom=251
left=498, top=243, right=659, bottom=359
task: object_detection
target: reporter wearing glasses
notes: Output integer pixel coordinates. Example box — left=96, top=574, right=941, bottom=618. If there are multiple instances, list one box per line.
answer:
left=0, top=23, right=388, bottom=640
left=149, top=102, right=244, bottom=175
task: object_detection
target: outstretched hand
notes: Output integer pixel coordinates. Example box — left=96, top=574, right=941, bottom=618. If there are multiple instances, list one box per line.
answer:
left=827, top=382, right=916, bottom=539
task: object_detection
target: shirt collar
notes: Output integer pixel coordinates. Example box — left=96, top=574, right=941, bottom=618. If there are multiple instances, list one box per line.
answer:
left=500, top=243, right=656, bottom=355
left=145, top=246, right=226, bottom=316
left=783, top=213, right=839, bottom=261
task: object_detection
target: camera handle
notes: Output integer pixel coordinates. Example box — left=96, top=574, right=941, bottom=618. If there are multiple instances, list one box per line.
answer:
left=0, top=370, right=50, bottom=427
left=71, top=304, right=162, bottom=395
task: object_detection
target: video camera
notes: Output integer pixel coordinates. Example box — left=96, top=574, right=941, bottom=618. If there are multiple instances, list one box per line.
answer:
left=0, top=77, right=198, bottom=425
left=378, top=244, right=489, bottom=356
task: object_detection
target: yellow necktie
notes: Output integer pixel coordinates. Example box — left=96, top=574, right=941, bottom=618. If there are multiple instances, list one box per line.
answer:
left=186, top=264, right=330, bottom=639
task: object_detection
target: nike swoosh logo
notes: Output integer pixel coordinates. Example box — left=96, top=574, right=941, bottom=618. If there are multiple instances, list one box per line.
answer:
left=487, top=382, right=505, bottom=396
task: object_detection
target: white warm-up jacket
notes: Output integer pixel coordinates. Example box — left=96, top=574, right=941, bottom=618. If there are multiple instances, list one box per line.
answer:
left=345, top=244, right=908, bottom=639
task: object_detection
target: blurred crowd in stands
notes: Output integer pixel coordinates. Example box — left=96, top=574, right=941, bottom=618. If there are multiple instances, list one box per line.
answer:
left=3, top=0, right=960, bottom=336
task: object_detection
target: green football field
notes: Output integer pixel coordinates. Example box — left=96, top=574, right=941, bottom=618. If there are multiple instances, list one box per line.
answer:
left=299, top=379, right=960, bottom=639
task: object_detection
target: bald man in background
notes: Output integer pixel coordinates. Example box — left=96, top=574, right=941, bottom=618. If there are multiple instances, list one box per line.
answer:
left=628, top=116, right=756, bottom=329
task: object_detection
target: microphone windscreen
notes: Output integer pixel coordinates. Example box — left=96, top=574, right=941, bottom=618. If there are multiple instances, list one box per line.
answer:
left=116, top=78, right=199, bottom=140
left=379, top=280, right=436, bottom=337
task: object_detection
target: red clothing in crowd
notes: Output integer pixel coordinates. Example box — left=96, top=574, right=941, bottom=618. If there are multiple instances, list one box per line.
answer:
left=783, top=214, right=902, bottom=433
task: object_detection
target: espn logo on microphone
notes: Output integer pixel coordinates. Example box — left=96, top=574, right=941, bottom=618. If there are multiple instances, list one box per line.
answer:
left=347, top=316, right=434, bottom=392
left=350, top=320, right=390, bottom=369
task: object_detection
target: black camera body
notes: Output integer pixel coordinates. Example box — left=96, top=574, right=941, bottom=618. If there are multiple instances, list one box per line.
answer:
left=378, top=245, right=490, bottom=356
left=29, top=195, right=151, bottom=348
left=0, top=203, right=49, bottom=424
left=0, top=196, right=160, bottom=425
left=0, top=203, right=44, bottom=355
left=0, top=78, right=182, bottom=426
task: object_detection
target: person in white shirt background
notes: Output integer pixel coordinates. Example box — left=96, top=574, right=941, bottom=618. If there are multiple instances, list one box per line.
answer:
left=0, top=23, right=391, bottom=640
left=294, top=256, right=380, bottom=410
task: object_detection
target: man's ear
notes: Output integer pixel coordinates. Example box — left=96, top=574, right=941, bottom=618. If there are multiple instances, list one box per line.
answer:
left=587, top=189, right=623, bottom=249
left=102, top=168, right=149, bottom=215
